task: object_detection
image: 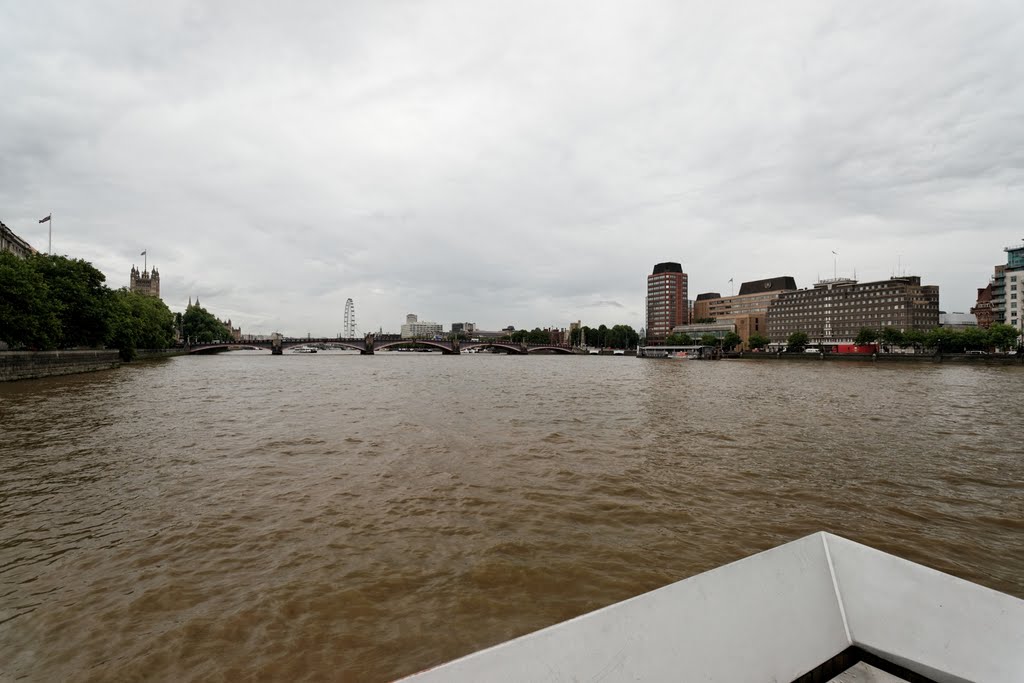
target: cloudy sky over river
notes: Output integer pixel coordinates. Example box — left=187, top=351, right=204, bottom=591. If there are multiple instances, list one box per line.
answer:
left=2, top=2, right=1022, bottom=335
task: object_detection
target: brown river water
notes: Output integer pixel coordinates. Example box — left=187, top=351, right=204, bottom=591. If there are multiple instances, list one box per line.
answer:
left=1, top=352, right=1022, bottom=681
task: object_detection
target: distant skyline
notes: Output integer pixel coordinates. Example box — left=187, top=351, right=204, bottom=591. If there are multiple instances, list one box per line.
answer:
left=3, top=2, right=1023, bottom=335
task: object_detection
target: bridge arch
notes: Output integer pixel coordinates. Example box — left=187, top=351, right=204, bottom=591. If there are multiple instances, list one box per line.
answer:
left=374, top=339, right=456, bottom=354
left=460, top=341, right=526, bottom=354
left=523, top=345, right=574, bottom=354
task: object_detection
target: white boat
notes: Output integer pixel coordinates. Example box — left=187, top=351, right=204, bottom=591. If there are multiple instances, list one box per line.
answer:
left=670, top=351, right=691, bottom=360
left=291, top=346, right=317, bottom=353
left=400, top=532, right=1023, bottom=682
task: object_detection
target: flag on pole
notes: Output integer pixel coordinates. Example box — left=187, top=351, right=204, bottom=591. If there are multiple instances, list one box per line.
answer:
left=140, top=250, right=147, bottom=256
left=728, top=278, right=733, bottom=283
left=39, top=214, right=51, bottom=223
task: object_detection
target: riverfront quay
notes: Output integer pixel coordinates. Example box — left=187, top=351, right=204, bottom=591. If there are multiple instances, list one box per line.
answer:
left=0, top=348, right=188, bottom=383
left=1, top=353, right=1022, bottom=681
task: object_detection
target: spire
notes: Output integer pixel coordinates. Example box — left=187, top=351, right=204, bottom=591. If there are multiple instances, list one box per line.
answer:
left=188, top=296, right=192, bottom=307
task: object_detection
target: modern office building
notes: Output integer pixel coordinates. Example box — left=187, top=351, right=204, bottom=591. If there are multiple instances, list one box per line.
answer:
left=692, top=276, right=797, bottom=321
left=401, top=314, right=443, bottom=339
left=646, top=262, right=688, bottom=343
left=766, top=276, right=940, bottom=345
left=987, top=243, right=1024, bottom=333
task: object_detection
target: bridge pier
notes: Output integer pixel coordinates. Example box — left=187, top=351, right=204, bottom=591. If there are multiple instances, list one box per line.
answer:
left=271, top=333, right=283, bottom=355
left=361, top=333, right=375, bottom=355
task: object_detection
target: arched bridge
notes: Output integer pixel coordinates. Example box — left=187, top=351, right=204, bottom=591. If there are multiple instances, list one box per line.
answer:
left=186, top=335, right=575, bottom=355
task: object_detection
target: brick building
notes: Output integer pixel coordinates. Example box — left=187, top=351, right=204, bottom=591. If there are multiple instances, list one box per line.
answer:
left=646, top=262, right=688, bottom=343
left=970, top=284, right=994, bottom=329
left=766, top=276, right=940, bottom=346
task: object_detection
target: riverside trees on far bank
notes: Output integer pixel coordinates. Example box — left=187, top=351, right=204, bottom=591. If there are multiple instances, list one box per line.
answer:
left=568, top=324, right=640, bottom=349
left=0, top=252, right=181, bottom=359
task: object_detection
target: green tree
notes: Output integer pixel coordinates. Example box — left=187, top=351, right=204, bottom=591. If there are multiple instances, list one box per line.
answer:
left=700, top=333, right=719, bottom=346
left=182, top=304, right=228, bottom=343
left=903, top=329, right=927, bottom=353
left=527, top=328, right=549, bottom=344
left=107, top=289, right=176, bottom=358
left=986, top=323, right=1021, bottom=352
left=787, top=331, right=809, bottom=351
left=610, top=324, right=639, bottom=349
left=879, top=327, right=904, bottom=352
left=959, top=326, right=989, bottom=351
left=854, top=327, right=878, bottom=346
left=747, top=333, right=770, bottom=350
left=0, top=252, right=60, bottom=349
left=722, top=331, right=742, bottom=351
left=27, top=254, right=112, bottom=348
left=925, top=327, right=960, bottom=353
left=664, top=333, right=692, bottom=346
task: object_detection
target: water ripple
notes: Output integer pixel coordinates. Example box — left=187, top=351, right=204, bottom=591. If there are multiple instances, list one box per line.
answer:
left=0, top=354, right=1022, bottom=681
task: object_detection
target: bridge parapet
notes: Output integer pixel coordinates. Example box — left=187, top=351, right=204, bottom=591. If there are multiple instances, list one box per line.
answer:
left=184, top=337, right=575, bottom=356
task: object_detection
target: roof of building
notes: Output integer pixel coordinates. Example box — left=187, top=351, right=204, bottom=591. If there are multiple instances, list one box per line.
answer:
left=651, top=262, right=683, bottom=275
left=738, top=276, right=797, bottom=295
left=939, top=312, right=977, bottom=326
left=694, top=292, right=721, bottom=301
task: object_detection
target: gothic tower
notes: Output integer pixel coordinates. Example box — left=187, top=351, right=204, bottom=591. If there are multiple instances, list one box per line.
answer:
left=130, top=265, right=161, bottom=298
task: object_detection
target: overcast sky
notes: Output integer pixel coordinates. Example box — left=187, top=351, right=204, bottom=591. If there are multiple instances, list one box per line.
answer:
left=3, top=2, right=1023, bottom=335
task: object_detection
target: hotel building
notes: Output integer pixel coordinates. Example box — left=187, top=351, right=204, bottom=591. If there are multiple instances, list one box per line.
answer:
left=766, top=276, right=940, bottom=345
left=645, top=262, right=688, bottom=343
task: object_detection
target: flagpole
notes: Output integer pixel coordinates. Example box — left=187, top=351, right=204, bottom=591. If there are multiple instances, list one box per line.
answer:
left=49, top=215, right=52, bottom=255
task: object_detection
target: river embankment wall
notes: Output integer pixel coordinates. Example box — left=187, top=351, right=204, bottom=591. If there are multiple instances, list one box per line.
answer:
left=0, top=350, right=121, bottom=382
left=134, top=348, right=188, bottom=360
left=0, top=348, right=188, bottom=382
left=728, top=352, right=1023, bottom=365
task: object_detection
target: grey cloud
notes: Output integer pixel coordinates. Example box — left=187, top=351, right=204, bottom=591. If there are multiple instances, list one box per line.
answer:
left=2, top=1, right=1022, bottom=334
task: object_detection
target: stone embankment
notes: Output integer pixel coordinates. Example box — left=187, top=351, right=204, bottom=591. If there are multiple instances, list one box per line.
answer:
left=731, top=352, right=1023, bottom=364
left=0, top=348, right=187, bottom=382
left=0, top=350, right=121, bottom=382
